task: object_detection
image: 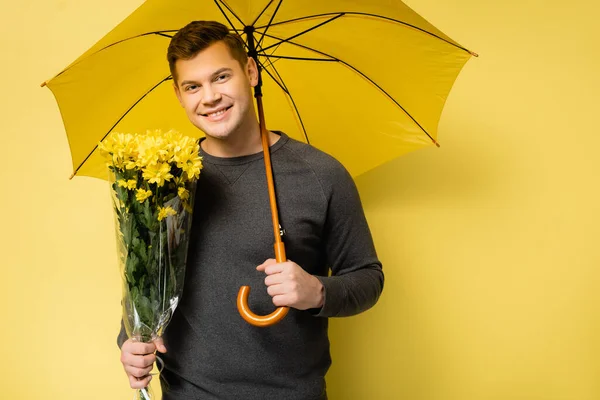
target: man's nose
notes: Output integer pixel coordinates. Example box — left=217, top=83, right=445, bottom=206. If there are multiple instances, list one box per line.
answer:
left=202, top=84, right=221, bottom=104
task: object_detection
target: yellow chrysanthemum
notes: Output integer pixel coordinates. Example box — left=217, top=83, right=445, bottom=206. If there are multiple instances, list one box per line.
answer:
left=112, top=153, right=125, bottom=170
left=136, top=136, right=162, bottom=168
left=99, top=132, right=137, bottom=171
left=135, top=188, right=152, bottom=203
left=99, top=130, right=201, bottom=185
left=182, top=201, right=194, bottom=214
left=157, top=206, right=177, bottom=221
left=178, top=187, right=189, bottom=201
left=174, top=146, right=203, bottom=181
left=125, top=159, right=138, bottom=170
left=183, top=157, right=203, bottom=180
left=170, top=133, right=195, bottom=162
left=117, top=179, right=137, bottom=190
left=142, top=162, right=174, bottom=187
left=97, top=140, right=113, bottom=156
left=173, top=175, right=184, bottom=186
left=162, top=129, right=185, bottom=162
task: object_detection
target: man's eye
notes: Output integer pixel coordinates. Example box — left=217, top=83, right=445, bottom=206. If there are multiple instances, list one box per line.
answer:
left=216, top=74, right=229, bottom=81
left=185, top=85, right=198, bottom=91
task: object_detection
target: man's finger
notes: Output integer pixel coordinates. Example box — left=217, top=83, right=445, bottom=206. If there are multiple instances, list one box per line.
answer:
left=125, top=364, right=154, bottom=379
left=264, top=273, right=285, bottom=286
left=264, top=262, right=288, bottom=275
left=267, top=283, right=286, bottom=297
left=153, top=337, right=167, bottom=353
left=124, top=340, right=157, bottom=355
left=122, top=353, right=156, bottom=369
left=256, top=258, right=277, bottom=271
left=129, top=374, right=152, bottom=389
left=272, top=294, right=290, bottom=307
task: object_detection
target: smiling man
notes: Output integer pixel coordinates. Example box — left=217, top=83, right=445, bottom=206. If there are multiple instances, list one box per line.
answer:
left=117, top=20, right=384, bottom=400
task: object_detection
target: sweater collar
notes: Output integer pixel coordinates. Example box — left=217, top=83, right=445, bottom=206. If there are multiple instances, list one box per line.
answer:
left=198, top=131, right=288, bottom=166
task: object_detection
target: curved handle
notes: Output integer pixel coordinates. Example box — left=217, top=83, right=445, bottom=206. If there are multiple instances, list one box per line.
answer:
left=237, top=241, right=288, bottom=327
left=237, top=286, right=289, bottom=327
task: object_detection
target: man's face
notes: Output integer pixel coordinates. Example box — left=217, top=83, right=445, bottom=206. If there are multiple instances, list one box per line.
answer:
left=173, top=41, right=258, bottom=141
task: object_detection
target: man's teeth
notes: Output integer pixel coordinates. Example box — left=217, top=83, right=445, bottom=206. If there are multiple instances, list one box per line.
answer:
left=208, top=109, right=227, bottom=117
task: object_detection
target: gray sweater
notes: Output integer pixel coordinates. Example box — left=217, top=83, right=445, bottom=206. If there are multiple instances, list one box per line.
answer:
left=118, top=132, right=384, bottom=399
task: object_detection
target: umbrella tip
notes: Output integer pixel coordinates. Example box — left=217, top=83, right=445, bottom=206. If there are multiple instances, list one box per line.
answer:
left=40, top=81, right=47, bottom=87
left=432, top=138, right=441, bottom=148
left=470, top=51, right=479, bottom=58
left=69, top=172, right=76, bottom=180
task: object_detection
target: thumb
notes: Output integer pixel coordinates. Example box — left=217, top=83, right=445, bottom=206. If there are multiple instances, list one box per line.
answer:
left=153, top=337, right=167, bottom=353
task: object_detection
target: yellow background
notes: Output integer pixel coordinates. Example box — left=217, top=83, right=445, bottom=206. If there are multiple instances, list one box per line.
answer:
left=2, top=0, right=598, bottom=399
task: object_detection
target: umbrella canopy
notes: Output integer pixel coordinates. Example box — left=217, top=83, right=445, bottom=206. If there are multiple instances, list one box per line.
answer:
left=43, top=0, right=476, bottom=326
left=43, top=0, right=475, bottom=181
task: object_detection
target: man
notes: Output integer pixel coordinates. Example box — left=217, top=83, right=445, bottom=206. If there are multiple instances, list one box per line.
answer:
left=118, top=20, right=384, bottom=400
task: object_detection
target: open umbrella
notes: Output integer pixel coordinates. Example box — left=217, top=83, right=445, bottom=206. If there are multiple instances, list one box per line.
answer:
left=42, top=0, right=476, bottom=326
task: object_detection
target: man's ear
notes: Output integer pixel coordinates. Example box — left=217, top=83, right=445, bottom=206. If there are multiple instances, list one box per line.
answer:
left=247, top=57, right=259, bottom=87
left=173, top=82, right=184, bottom=107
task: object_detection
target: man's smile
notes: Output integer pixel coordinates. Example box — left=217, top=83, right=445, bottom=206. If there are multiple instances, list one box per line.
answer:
left=201, top=105, right=233, bottom=118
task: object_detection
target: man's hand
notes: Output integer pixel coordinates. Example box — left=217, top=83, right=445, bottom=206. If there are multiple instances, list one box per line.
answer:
left=257, top=259, right=324, bottom=310
left=120, top=337, right=167, bottom=389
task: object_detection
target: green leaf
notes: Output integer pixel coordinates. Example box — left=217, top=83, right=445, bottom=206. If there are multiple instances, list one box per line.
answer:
left=125, top=252, right=139, bottom=285
left=115, top=184, right=129, bottom=205
left=122, top=217, right=132, bottom=245
left=135, top=238, right=148, bottom=265
left=143, top=200, right=155, bottom=230
left=136, top=294, right=153, bottom=328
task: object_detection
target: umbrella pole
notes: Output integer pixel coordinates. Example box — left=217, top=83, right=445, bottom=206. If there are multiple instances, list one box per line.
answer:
left=236, top=32, right=289, bottom=325
left=256, top=95, right=287, bottom=263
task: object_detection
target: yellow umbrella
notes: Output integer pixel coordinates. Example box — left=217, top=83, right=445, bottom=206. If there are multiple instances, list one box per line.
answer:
left=42, top=0, right=476, bottom=326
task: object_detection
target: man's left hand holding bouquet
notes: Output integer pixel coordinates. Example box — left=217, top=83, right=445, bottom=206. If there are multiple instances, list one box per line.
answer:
left=120, top=337, right=167, bottom=389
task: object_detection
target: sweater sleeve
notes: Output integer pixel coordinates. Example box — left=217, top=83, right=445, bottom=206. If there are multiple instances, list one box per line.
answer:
left=117, top=318, right=128, bottom=349
left=311, top=161, right=384, bottom=318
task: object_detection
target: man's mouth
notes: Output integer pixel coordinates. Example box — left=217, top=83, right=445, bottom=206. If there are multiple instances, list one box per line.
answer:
left=201, top=105, right=233, bottom=118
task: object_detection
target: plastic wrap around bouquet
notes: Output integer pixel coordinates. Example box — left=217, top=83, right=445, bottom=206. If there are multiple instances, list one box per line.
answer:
left=99, top=129, right=202, bottom=400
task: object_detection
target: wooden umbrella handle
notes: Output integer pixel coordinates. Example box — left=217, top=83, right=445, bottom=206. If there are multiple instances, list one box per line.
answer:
left=237, top=286, right=289, bottom=326
left=236, top=92, right=289, bottom=327
left=237, top=240, right=289, bottom=327
left=237, top=242, right=289, bottom=326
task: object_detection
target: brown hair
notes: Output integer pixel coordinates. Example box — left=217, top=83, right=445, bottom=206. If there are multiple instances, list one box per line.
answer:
left=167, top=21, right=248, bottom=83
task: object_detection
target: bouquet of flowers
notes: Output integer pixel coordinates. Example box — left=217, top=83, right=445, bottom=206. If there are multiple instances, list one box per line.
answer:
left=99, top=129, right=202, bottom=400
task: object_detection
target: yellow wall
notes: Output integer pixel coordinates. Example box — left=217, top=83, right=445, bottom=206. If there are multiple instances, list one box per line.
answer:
left=328, top=1, right=600, bottom=399
left=2, top=0, right=598, bottom=399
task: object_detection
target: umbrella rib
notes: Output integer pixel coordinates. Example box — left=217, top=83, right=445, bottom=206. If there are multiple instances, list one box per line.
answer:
left=47, top=32, right=177, bottom=81
left=265, top=54, right=336, bottom=62
left=255, top=12, right=476, bottom=56
left=251, top=0, right=275, bottom=27
left=213, top=0, right=243, bottom=38
left=261, top=32, right=439, bottom=146
left=259, top=40, right=284, bottom=67
left=260, top=58, right=310, bottom=144
left=256, top=0, right=284, bottom=50
left=214, top=0, right=246, bottom=30
left=71, top=75, right=173, bottom=177
left=260, top=13, right=345, bottom=53
left=253, top=29, right=284, bottom=72
left=258, top=59, right=288, bottom=94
